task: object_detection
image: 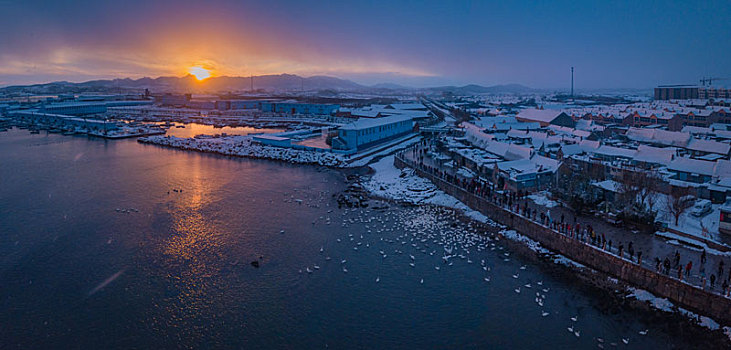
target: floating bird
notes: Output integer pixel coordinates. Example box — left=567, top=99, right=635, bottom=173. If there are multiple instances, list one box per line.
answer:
left=570, top=316, right=578, bottom=322
left=541, top=311, right=549, bottom=317
left=376, top=277, right=380, bottom=283
left=512, top=274, right=519, bottom=279
left=621, top=338, right=629, bottom=345
left=639, top=329, right=648, bottom=335
left=514, top=287, right=521, bottom=294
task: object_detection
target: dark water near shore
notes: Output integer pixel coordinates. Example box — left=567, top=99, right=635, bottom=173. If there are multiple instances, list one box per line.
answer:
left=0, top=128, right=718, bottom=349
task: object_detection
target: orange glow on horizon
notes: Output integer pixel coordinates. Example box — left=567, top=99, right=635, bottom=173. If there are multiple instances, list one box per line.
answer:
left=188, top=66, right=211, bottom=80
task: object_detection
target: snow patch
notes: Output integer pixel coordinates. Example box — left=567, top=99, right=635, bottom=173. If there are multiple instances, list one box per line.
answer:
left=528, top=191, right=558, bottom=208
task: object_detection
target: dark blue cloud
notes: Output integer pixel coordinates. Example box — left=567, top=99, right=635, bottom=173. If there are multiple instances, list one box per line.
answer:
left=0, top=0, right=729, bottom=88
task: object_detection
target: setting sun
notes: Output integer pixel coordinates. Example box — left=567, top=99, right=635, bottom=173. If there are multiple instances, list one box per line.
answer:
left=188, top=66, right=211, bottom=80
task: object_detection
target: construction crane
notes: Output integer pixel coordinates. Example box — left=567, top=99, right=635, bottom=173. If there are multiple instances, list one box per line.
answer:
left=699, top=77, right=728, bottom=86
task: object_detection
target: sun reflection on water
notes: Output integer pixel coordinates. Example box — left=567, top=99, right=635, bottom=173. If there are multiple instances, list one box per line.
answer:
left=158, top=156, right=231, bottom=338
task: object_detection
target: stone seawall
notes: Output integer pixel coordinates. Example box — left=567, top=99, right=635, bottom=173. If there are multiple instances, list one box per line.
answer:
left=395, top=155, right=731, bottom=325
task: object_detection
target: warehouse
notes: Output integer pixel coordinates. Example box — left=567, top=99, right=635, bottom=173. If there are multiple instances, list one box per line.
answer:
left=332, top=115, right=414, bottom=151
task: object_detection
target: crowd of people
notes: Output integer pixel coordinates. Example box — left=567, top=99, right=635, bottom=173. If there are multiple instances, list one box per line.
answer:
left=401, top=142, right=731, bottom=298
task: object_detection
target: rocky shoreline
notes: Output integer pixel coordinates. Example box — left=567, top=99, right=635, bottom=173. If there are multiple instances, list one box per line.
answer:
left=138, top=134, right=348, bottom=167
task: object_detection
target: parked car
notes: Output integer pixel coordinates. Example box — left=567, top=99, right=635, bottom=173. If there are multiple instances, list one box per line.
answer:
left=606, top=212, right=622, bottom=226
left=691, top=199, right=712, bottom=217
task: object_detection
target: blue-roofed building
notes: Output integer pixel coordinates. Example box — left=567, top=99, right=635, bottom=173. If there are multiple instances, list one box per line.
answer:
left=260, top=102, right=339, bottom=115
left=40, top=102, right=107, bottom=116
left=332, top=115, right=414, bottom=151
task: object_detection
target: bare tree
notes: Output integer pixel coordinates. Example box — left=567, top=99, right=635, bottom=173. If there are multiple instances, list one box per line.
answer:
left=617, top=169, right=641, bottom=212
left=618, top=168, right=661, bottom=214
left=666, top=186, right=695, bottom=226
left=636, top=169, right=661, bottom=210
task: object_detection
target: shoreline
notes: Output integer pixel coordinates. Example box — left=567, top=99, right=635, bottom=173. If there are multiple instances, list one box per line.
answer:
left=359, top=154, right=731, bottom=346
left=136, top=134, right=731, bottom=345
left=138, top=134, right=349, bottom=168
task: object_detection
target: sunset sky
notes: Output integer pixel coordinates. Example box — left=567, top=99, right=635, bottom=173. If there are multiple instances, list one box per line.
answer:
left=1, top=0, right=729, bottom=88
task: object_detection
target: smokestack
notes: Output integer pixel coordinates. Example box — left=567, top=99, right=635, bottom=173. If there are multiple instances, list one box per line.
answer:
left=571, top=67, right=574, bottom=97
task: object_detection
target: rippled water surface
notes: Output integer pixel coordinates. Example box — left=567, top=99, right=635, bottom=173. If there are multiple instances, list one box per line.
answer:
left=0, top=128, right=710, bottom=349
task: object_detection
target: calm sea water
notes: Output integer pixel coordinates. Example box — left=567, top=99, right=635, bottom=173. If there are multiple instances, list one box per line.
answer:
left=0, top=128, right=711, bottom=349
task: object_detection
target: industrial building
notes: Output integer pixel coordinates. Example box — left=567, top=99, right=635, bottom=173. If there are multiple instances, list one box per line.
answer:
left=332, top=115, right=414, bottom=151
left=215, top=100, right=264, bottom=110
left=260, top=102, right=339, bottom=115
left=39, top=100, right=153, bottom=116
left=156, top=94, right=192, bottom=107
left=655, top=85, right=731, bottom=100
left=10, top=111, right=118, bottom=132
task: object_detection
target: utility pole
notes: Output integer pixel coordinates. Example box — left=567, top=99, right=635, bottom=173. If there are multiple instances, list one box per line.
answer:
left=250, top=75, right=254, bottom=92
left=571, top=67, right=574, bottom=97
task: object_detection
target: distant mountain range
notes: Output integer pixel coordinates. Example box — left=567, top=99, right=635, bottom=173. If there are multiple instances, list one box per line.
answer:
left=427, top=83, right=537, bottom=95
left=0, top=74, right=540, bottom=95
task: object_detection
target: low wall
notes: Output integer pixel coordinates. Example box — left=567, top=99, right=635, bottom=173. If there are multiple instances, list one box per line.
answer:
left=395, top=155, right=731, bottom=325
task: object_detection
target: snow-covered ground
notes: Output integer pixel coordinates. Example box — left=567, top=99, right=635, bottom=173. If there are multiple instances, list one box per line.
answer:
left=364, top=155, right=463, bottom=206
left=139, top=134, right=348, bottom=167
left=528, top=191, right=558, bottom=208
left=363, top=155, right=502, bottom=228
left=347, top=134, right=421, bottom=167
left=653, top=193, right=723, bottom=243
